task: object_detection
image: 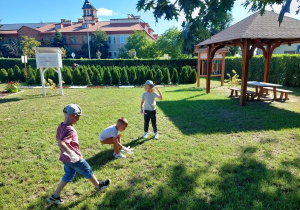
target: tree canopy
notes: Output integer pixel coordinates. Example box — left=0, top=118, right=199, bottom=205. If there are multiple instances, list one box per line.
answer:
left=21, top=36, right=41, bottom=57
left=90, top=29, right=108, bottom=58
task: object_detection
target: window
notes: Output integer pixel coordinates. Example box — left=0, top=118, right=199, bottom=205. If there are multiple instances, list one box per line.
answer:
left=120, top=35, right=125, bottom=44
left=82, top=36, right=86, bottom=44
left=45, top=36, right=49, bottom=43
left=75, top=36, right=79, bottom=44
left=50, top=37, right=54, bottom=43
left=284, top=51, right=295, bottom=54
left=107, top=36, right=111, bottom=44
left=55, top=25, right=61, bottom=29
left=70, top=36, right=74, bottom=44
left=108, top=52, right=112, bottom=57
left=113, top=36, right=117, bottom=44
left=113, top=52, right=117, bottom=57
left=65, top=36, right=69, bottom=44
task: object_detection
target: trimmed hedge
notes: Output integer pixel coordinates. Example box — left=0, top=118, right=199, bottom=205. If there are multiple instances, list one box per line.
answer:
left=1, top=55, right=299, bottom=86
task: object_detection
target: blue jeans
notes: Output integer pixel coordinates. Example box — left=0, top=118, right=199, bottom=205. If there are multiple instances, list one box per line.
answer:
left=62, top=159, right=93, bottom=182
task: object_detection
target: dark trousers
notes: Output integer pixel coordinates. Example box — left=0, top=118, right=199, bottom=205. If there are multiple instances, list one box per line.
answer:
left=144, top=110, right=157, bottom=133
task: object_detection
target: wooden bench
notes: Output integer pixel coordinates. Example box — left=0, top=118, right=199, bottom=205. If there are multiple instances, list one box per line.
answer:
left=229, top=88, right=256, bottom=100
left=263, top=87, right=293, bottom=100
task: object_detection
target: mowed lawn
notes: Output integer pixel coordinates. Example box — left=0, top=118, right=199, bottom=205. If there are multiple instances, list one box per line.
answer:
left=0, top=79, right=299, bottom=210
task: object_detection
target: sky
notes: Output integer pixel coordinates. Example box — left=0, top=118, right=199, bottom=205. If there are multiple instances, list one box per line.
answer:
left=0, top=0, right=300, bottom=35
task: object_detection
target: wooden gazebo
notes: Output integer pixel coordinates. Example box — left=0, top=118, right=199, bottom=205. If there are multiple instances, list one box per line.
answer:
left=194, top=47, right=229, bottom=87
left=196, top=11, right=300, bottom=106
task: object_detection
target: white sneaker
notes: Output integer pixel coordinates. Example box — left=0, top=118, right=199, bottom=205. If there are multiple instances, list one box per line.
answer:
left=154, top=132, right=159, bottom=139
left=143, top=132, right=148, bottom=139
left=114, top=152, right=126, bottom=159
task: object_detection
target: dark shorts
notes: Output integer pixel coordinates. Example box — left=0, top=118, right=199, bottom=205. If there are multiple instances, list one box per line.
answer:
left=62, top=159, right=93, bottom=182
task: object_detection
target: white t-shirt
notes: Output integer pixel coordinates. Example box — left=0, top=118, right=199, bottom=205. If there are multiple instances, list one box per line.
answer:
left=142, top=92, right=159, bottom=111
left=99, top=125, right=118, bottom=141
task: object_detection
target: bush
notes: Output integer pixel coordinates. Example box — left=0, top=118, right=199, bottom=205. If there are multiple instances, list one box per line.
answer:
left=171, top=68, right=179, bottom=84
left=103, top=68, right=112, bottom=85
left=179, top=66, right=189, bottom=84
left=145, top=69, right=154, bottom=81
left=26, top=66, right=36, bottom=85
left=154, top=68, right=163, bottom=85
left=62, top=67, right=72, bottom=85
left=7, top=68, right=14, bottom=81
left=0, top=68, right=8, bottom=83
left=120, top=68, right=129, bottom=85
left=5, top=81, right=20, bottom=93
left=91, top=69, right=102, bottom=85
left=72, top=67, right=82, bottom=85
left=81, top=68, right=91, bottom=85
left=128, top=67, right=137, bottom=84
left=13, top=65, right=22, bottom=81
left=138, top=69, right=146, bottom=84
left=162, top=67, right=170, bottom=84
left=112, top=68, right=121, bottom=85
left=189, top=69, right=197, bottom=84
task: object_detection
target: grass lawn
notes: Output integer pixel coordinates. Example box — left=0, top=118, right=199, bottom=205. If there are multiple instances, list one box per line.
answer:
left=0, top=78, right=299, bottom=210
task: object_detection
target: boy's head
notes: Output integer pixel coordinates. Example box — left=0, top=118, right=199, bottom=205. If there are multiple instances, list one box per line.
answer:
left=63, top=104, right=84, bottom=124
left=116, top=117, right=128, bottom=132
left=144, top=80, right=154, bottom=92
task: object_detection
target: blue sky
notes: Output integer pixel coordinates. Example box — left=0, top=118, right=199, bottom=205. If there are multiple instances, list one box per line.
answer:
left=1, top=0, right=299, bottom=35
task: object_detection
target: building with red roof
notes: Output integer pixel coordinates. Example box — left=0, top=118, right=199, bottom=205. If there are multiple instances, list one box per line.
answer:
left=0, top=0, right=158, bottom=58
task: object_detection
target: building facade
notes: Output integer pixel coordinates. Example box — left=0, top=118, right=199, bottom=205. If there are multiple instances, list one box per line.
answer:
left=0, top=0, right=158, bottom=58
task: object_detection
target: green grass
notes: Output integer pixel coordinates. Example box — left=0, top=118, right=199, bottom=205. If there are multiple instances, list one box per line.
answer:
left=0, top=79, right=299, bottom=210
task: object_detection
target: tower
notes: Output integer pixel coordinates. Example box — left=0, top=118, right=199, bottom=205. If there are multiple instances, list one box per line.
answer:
left=82, top=0, right=98, bottom=23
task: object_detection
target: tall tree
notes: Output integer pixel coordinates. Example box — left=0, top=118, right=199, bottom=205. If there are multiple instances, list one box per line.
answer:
left=52, top=29, right=64, bottom=47
left=124, top=31, right=158, bottom=58
left=156, top=27, right=185, bottom=58
left=2, top=39, right=22, bottom=58
left=21, top=36, right=41, bottom=57
left=90, top=29, right=109, bottom=58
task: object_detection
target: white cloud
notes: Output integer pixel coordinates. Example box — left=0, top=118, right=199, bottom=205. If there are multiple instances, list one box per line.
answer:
left=97, top=8, right=114, bottom=16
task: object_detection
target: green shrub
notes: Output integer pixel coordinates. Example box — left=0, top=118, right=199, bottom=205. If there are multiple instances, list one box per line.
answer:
left=138, top=69, right=146, bottom=84
left=128, top=67, right=137, bottom=84
left=5, top=81, right=20, bottom=93
left=72, top=67, right=82, bottom=85
left=81, top=68, right=91, bottom=85
left=91, top=69, right=102, bottom=85
left=154, top=68, right=163, bottom=85
left=7, top=68, right=14, bottom=81
left=120, top=68, right=129, bottom=85
left=112, top=69, right=121, bottom=85
left=180, top=66, right=189, bottom=84
left=13, top=65, right=22, bottom=81
left=171, top=68, right=179, bottom=84
left=103, top=68, right=112, bottom=85
left=0, top=68, right=8, bottom=83
left=189, top=69, right=197, bottom=84
left=145, top=69, right=154, bottom=81
left=162, top=67, right=170, bottom=84
left=26, top=66, right=36, bottom=85
left=62, top=67, right=72, bottom=85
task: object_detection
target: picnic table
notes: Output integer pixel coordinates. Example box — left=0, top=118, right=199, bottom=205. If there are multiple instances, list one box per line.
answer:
left=247, top=81, right=282, bottom=100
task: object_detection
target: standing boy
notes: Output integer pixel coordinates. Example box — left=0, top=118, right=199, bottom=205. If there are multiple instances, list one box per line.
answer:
left=140, top=80, right=163, bottom=139
left=47, top=104, right=110, bottom=204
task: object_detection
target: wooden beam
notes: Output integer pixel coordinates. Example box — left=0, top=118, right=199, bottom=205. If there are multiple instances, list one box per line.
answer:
left=206, top=45, right=212, bottom=93
left=264, top=43, right=281, bottom=82
left=197, top=53, right=200, bottom=87
left=221, top=52, right=225, bottom=86
left=240, top=39, right=250, bottom=106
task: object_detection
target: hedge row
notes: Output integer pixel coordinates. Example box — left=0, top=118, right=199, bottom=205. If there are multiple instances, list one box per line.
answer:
left=1, top=54, right=299, bottom=87
left=0, top=65, right=197, bottom=86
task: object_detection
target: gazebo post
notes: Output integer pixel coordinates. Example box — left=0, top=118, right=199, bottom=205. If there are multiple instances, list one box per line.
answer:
left=240, top=39, right=250, bottom=106
left=221, top=52, right=225, bottom=86
left=197, top=52, right=200, bottom=87
left=264, top=44, right=271, bottom=82
left=206, top=45, right=212, bottom=93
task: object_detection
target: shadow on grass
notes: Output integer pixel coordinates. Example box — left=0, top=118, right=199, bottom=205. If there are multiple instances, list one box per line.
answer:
left=0, top=97, right=23, bottom=103
left=157, top=97, right=300, bottom=135
left=98, top=147, right=299, bottom=209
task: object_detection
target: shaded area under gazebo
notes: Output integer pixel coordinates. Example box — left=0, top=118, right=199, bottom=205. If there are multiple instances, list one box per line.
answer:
left=196, top=11, right=300, bottom=106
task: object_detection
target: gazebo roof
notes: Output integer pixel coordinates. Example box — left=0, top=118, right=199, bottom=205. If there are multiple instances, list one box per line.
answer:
left=198, top=10, right=300, bottom=46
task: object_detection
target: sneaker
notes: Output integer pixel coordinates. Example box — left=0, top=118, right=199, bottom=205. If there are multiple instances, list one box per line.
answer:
left=47, top=195, right=64, bottom=204
left=143, top=132, right=148, bottom=139
left=154, top=132, right=159, bottom=139
left=114, top=152, right=126, bottom=159
left=96, top=179, right=111, bottom=192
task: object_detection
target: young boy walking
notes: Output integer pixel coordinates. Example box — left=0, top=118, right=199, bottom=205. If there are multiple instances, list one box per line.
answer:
left=100, top=117, right=133, bottom=159
left=140, top=80, right=163, bottom=139
left=47, top=104, right=110, bottom=204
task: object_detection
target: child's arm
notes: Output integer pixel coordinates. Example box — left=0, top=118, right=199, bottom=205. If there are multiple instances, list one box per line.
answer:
left=155, top=87, right=163, bottom=100
left=140, top=99, right=145, bottom=114
left=58, top=141, right=79, bottom=163
left=113, top=137, right=128, bottom=151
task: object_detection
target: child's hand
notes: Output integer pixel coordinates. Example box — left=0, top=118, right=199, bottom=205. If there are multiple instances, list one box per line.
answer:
left=123, top=147, right=134, bottom=155
left=140, top=108, right=144, bottom=114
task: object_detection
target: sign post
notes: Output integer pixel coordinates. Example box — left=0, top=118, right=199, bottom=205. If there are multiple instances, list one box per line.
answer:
left=21, top=55, right=28, bottom=79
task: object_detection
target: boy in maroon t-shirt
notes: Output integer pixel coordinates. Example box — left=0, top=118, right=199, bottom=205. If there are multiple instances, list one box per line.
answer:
left=47, top=104, right=110, bottom=204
